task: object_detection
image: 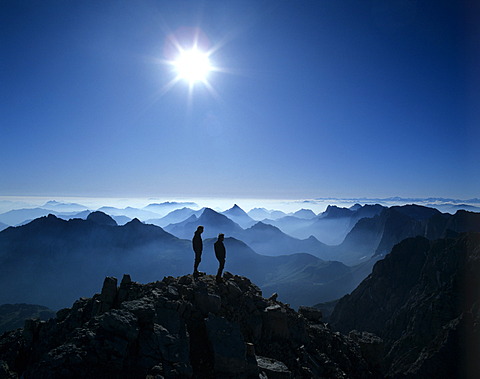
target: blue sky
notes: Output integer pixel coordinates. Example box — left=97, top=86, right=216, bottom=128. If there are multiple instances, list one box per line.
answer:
left=1, top=0, right=478, bottom=200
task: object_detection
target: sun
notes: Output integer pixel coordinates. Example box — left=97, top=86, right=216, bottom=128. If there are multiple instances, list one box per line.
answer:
left=173, top=48, right=212, bottom=84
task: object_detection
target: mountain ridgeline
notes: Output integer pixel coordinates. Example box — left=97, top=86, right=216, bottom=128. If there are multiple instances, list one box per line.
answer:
left=0, top=233, right=478, bottom=378
left=0, top=201, right=479, bottom=377
left=330, top=232, right=480, bottom=378
left=1, top=204, right=480, bottom=310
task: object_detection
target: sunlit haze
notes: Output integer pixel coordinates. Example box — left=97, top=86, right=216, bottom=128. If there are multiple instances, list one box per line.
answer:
left=1, top=1, right=478, bottom=200
left=174, top=48, right=212, bottom=84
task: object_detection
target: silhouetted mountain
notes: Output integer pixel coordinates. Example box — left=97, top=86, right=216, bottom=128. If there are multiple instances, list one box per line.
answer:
left=0, top=207, right=59, bottom=226
left=165, top=208, right=244, bottom=239
left=292, top=208, right=316, bottom=219
left=198, top=237, right=353, bottom=307
left=349, top=203, right=362, bottom=211
left=96, top=206, right=160, bottom=221
left=42, top=200, right=88, bottom=212
left=0, top=207, right=95, bottom=226
left=58, top=209, right=91, bottom=220
left=428, top=203, right=480, bottom=214
left=265, top=204, right=384, bottom=245
left=143, top=201, right=198, bottom=217
left=0, top=303, right=55, bottom=334
left=0, top=215, right=357, bottom=310
left=0, top=274, right=382, bottom=378
left=330, top=233, right=480, bottom=378
left=0, top=214, right=186, bottom=309
left=328, top=206, right=480, bottom=265
left=146, top=207, right=203, bottom=227
left=261, top=215, right=317, bottom=239
left=86, top=211, right=117, bottom=226
left=222, top=204, right=256, bottom=228
left=237, top=221, right=330, bottom=259
left=247, top=208, right=287, bottom=220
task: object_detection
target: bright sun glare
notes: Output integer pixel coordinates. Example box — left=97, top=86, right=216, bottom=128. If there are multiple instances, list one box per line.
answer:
left=174, top=48, right=212, bottom=84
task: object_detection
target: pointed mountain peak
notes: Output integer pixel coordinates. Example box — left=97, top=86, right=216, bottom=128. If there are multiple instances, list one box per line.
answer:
left=250, top=221, right=280, bottom=232
left=201, top=207, right=219, bottom=216
left=125, top=218, right=143, bottom=227
left=224, top=204, right=248, bottom=216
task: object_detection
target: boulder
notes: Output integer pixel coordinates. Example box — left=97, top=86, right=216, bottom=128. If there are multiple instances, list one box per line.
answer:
left=205, top=314, right=249, bottom=375
left=257, top=356, right=292, bottom=378
left=298, top=306, right=322, bottom=323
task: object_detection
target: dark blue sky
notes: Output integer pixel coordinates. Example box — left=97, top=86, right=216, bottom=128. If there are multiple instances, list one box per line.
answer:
left=1, top=0, right=478, bottom=199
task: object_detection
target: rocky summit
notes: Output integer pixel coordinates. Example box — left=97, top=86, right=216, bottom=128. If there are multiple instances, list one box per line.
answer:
left=0, top=273, right=382, bottom=378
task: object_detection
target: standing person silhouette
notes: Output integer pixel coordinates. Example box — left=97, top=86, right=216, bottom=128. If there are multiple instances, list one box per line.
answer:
left=214, top=233, right=226, bottom=283
left=192, top=226, right=204, bottom=276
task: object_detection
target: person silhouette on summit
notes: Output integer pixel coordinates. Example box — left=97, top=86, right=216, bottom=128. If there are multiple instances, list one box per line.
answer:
left=214, top=233, right=226, bottom=283
left=192, top=225, right=204, bottom=276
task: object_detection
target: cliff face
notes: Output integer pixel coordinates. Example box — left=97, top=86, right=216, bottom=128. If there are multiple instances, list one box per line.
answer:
left=330, top=232, right=480, bottom=378
left=0, top=273, right=382, bottom=379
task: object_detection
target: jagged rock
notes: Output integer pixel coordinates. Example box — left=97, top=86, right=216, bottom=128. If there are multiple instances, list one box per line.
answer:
left=349, top=330, right=384, bottom=373
left=298, top=305, right=323, bottom=323
left=331, top=232, right=480, bottom=378
left=98, top=276, right=118, bottom=314
left=121, top=274, right=132, bottom=286
left=194, top=290, right=221, bottom=315
left=263, top=305, right=289, bottom=339
left=0, top=360, right=16, bottom=379
left=0, top=274, right=382, bottom=378
left=257, top=356, right=292, bottom=378
left=205, top=314, right=247, bottom=375
left=268, top=292, right=278, bottom=301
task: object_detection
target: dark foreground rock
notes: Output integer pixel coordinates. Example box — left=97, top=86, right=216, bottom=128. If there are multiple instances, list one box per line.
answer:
left=330, top=232, right=480, bottom=378
left=0, top=273, right=382, bottom=378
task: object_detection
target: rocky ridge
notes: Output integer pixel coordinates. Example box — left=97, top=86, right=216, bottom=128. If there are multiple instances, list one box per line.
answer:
left=330, top=232, right=480, bottom=378
left=0, top=273, right=382, bottom=378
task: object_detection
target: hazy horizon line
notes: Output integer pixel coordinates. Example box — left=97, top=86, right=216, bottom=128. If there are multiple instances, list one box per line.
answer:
left=1, top=195, right=479, bottom=215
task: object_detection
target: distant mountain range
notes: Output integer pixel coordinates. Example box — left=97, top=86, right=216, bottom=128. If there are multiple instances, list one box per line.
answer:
left=2, top=202, right=479, bottom=310
left=0, top=212, right=359, bottom=309
left=1, top=200, right=479, bottom=309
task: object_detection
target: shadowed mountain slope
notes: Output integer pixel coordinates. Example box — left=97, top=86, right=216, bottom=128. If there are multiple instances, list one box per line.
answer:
left=0, top=214, right=355, bottom=309
left=264, top=204, right=385, bottom=245
left=237, top=221, right=329, bottom=259
left=330, top=233, right=480, bottom=378
left=165, top=208, right=244, bottom=239
left=146, top=207, right=203, bottom=228
left=325, top=206, right=480, bottom=265
left=222, top=204, right=256, bottom=228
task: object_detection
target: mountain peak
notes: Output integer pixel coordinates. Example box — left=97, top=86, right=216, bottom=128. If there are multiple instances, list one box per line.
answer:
left=201, top=207, right=220, bottom=218
left=292, top=209, right=316, bottom=219
left=87, top=211, right=117, bottom=226
left=125, top=218, right=143, bottom=227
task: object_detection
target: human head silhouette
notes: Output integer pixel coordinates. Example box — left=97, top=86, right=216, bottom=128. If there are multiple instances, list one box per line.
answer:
left=196, top=225, right=204, bottom=233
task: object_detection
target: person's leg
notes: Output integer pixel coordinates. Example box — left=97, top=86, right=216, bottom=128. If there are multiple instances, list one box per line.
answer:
left=194, top=252, right=202, bottom=275
left=216, top=259, right=225, bottom=282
